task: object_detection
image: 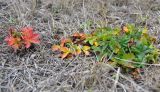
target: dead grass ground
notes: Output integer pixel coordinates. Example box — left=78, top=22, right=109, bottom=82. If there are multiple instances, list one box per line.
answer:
left=0, top=0, right=160, bottom=92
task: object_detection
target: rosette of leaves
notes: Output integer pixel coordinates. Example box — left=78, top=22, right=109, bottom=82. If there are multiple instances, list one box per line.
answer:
left=85, top=24, right=159, bottom=68
left=5, top=27, right=40, bottom=50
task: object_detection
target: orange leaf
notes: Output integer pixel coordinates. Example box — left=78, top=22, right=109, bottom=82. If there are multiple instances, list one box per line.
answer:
left=73, top=32, right=86, bottom=40
left=73, top=32, right=80, bottom=37
left=122, top=26, right=129, bottom=33
left=21, top=27, right=40, bottom=48
left=80, top=33, right=86, bottom=40
left=52, top=45, right=60, bottom=51
left=60, top=38, right=72, bottom=47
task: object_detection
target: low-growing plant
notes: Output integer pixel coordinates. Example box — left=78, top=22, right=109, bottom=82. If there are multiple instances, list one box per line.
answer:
left=86, top=24, right=159, bottom=68
left=5, top=27, right=40, bottom=50
left=52, top=24, right=160, bottom=69
left=52, top=32, right=90, bottom=59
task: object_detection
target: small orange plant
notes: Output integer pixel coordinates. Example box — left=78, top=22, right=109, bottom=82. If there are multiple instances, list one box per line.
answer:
left=5, top=27, right=40, bottom=50
left=52, top=33, right=90, bottom=59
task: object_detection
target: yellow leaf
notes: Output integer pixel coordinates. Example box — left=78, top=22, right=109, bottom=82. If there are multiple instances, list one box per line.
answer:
left=142, top=27, right=148, bottom=34
left=125, top=63, right=135, bottom=68
left=60, top=47, right=70, bottom=53
left=82, top=46, right=90, bottom=55
left=94, top=42, right=99, bottom=47
left=114, top=48, right=119, bottom=53
left=82, top=46, right=90, bottom=51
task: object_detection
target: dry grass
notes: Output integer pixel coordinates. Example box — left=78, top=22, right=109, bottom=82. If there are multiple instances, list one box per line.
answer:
left=0, top=0, right=160, bottom=92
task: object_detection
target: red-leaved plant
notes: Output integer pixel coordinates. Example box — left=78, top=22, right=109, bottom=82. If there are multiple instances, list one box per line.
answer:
left=5, top=27, right=40, bottom=50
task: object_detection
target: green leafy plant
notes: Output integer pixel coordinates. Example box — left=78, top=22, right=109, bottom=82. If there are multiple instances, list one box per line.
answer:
left=85, top=24, right=159, bottom=69
left=52, top=24, right=160, bottom=70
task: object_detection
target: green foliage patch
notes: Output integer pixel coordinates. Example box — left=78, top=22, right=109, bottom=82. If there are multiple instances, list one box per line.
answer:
left=85, top=24, right=159, bottom=68
left=52, top=24, right=160, bottom=69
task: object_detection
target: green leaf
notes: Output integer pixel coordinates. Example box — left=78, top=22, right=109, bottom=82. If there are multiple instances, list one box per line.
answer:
left=122, top=53, right=135, bottom=60
left=140, top=36, right=148, bottom=45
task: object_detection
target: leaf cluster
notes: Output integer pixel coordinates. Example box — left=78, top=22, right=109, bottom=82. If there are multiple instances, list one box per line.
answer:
left=52, top=32, right=90, bottom=59
left=52, top=24, right=160, bottom=69
left=5, top=27, right=40, bottom=50
left=85, top=24, right=159, bottom=68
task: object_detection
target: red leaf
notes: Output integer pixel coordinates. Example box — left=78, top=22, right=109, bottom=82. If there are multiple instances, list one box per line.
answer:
left=5, top=36, right=21, bottom=49
left=5, top=28, right=22, bottom=49
left=21, top=27, right=40, bottom=48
